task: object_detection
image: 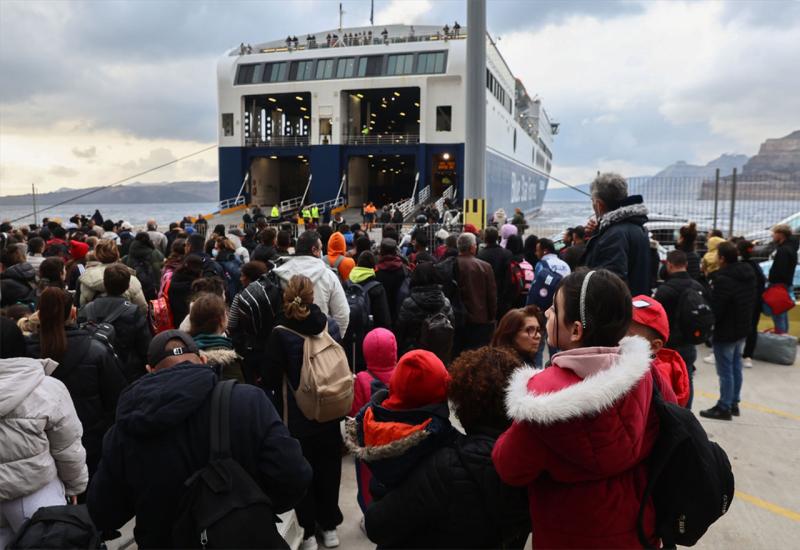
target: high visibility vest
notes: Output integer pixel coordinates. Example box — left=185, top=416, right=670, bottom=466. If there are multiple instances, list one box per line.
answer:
left=311, top=206, right=319, bottom=218
left=271, top=206, right=279, bottom=217
left=302, top=208, right=311, bottom=218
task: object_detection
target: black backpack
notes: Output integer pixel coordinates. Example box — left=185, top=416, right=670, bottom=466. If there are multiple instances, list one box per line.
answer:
left=131, top=259, right=158, bottom=301
left=344, top=280, right=377, bottom=338
left=173, top=380, right=288, bottom=549
left=43, top=242, right=69, bottom=259
left=419, top=312, right=455, bottom=364
left=637, top=383, right=734, bottom=548
left=8, top=504, right=103, bottom=549
left=434, top=257, right=465, bottom=328
left=675, top=284, right=714, bottom=345
left=80, top=300, right=133, bottom=349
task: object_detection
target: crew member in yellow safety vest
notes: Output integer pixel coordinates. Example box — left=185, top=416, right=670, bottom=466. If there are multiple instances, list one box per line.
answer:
left=311, top=204, right=320, bottom=222
left=270, top=205, right=279, bottom=220
left=301, top=207, right=311, bottom=221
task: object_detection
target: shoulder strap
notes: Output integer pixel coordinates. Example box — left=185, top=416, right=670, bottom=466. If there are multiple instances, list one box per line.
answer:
left=333, top=255, right=345, bottom=269
left=209, top=379, right=236, bottom=460
left=104, top=301, right=134, bottom=325
left=361, top=280, right=380, bottom=293
left=275, top=324, right=307, bottom=339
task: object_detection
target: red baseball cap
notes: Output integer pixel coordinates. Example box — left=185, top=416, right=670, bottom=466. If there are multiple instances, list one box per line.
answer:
left=631, top=295, right=670, bottom=342
left=383, top=349, right=450, bottom=410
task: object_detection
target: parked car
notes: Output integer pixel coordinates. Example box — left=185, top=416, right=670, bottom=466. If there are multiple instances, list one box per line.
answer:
left=747, top=211, right=800, bottom=259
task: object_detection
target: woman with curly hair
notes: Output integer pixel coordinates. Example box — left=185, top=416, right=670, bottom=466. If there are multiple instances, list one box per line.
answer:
left=491, top=305, right=546, bottom=366
left=364, top=346, right=531, bottom=548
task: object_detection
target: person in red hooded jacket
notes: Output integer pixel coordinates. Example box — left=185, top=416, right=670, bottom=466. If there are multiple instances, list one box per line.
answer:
left=628, top=294, right=690, bottom=407
left=492, top=268, right=678, bottom=549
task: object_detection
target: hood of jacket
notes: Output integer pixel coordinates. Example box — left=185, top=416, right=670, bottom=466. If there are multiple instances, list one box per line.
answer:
left=127, top=239, right=155, bottom=262
left=718, top=261, right=758, bottom=284
left=115, top=362, right=216, bottom=437
left=276, top=303, right=328, bottom=336
left=363, top=327, right=397, bottom=372
left=410, top=285, right=447, bottom=311
left=654, top=348, right=689, bottom=407
left=328, top=232, right=347, bottom=256
left=0, top=357, right=58, bottom=415
left=349, top=266, right=376, bottom=284
left=597, top=197, right=649, bottom=233
left=376, top=255, right=404, bottom=272
left=500, top=223, right=518, bottom=247
left=273, top=255, right=333, bottom=286
left=504, top=336, right=653, bottom=476
left=2, top=262, right=36, bottom=284
left=706, top=236, right=725, bottom=252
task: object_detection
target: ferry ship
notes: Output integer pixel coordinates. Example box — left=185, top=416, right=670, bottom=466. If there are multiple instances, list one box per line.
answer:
left=216, top=24, right=557, bottom=220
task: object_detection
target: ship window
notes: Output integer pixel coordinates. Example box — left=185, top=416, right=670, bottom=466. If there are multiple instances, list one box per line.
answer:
left=416, top=52, right=446, bottom=74
left=387, top=54, right=413, bottom=75
left=236, top=64, right=259, bottom=84
left=264, top=62, right=287, bottom=82
left=436, top=105, right=452, bottom=132
left=315, top=58, right=335, bottom=79
left=290, top=60, right=314, bottom=81
left=357, top=57, right=368, bottom=77
left=513, top=129, right=517, bottom=152
left=337, top=57, right=356, bottom=78
left=222, top=113, right=234, bottom=136
left=433, top=52, right=445, bottom=72
left=364, top=55, right=383, bottom=76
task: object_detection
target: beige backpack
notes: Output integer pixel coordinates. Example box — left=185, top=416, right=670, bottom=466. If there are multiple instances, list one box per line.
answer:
left=278, top=325, right=354, bottom=423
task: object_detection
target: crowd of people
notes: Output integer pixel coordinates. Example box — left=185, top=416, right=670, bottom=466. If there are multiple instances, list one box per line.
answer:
left=0, top=171, right=794, bottom=548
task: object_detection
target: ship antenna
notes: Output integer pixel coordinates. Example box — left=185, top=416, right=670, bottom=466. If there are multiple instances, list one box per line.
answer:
left=339, top=2, right=344, bottom=33
left=370, top=0, right=374, bottom=26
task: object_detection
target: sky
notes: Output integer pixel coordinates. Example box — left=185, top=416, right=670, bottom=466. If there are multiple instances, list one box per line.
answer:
left=1, top=0, right=799, bottom=196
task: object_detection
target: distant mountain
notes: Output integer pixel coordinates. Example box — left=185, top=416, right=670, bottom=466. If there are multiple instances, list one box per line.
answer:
left=544, top=183, right=590, bottom=201
left=652, top=154, right=749, bottom=179
left=1, top=181, right=218, bottom=205
left=742, top=130, right=800, bottom=178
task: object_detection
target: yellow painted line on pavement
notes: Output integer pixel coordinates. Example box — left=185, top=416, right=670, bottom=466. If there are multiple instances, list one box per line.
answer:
left=696, top=391, right=800, bottom=421
left=735, top=491, right=800, bottom=523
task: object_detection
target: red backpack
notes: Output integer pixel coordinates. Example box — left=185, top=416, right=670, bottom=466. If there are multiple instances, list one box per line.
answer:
left=148, top=276, right=174, bottom=334
left=509, top=259, right=535, bottom=297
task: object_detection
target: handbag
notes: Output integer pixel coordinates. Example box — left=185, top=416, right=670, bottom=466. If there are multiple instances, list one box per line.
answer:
left=762, top=284, right=795, bottom=316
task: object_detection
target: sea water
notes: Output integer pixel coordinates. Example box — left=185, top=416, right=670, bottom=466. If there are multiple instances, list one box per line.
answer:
left=1, top=202, right=219, bottom=228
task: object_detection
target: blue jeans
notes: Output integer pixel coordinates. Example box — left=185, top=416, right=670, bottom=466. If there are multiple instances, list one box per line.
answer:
left=772, top=311, right=789, bottom=334
left=713, top=339, right=745, bottom=411
left=675, top=344, right=697, bottom=409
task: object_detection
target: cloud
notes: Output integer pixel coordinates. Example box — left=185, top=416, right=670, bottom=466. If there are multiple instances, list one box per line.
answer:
left=120, top=148, right=178, bottom=172
left=72, top=146, right=96, bottom=158
left=375, top=0, right=434, bottom=25
left=48, top=165, right=79, bottom=178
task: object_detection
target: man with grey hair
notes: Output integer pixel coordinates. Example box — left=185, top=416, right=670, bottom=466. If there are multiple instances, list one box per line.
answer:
left=146, top=219, right=167, bottom=254
left=454, top=231, right=497, bottom=354
left=582, top=172, right=651, bottom=295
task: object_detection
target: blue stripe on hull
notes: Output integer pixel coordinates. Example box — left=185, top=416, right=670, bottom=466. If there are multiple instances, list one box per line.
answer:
left=485, top=149, right=548, bottom=218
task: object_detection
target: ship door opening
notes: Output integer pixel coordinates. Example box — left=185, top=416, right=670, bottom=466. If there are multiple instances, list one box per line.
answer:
left=243, top=92, right=311, bottom=147
left=347, top=154, right=416, bottom=207
left=342, top=87, right=420, bottom=144
left=248, top=156, right=310, bottom=207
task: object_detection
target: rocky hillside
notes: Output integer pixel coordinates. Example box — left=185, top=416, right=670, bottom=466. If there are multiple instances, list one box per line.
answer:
left=742, top=130, right=800, bottom=178
left=652, top=154, right=749, bottom=179
left=1, top=181, right=218, bottom=205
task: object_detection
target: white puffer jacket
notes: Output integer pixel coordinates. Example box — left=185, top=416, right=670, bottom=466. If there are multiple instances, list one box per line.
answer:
left=0, top=357, right=89, bottom=499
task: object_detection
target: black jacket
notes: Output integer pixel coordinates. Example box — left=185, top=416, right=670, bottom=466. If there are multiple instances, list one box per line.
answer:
left=0, top=262, right=36, bottom=307
left=710, top=262, right=757, bottom=342
left=478, top=244, right=513, bottom=317
left=252, top=244, right=279, bottom=265
left=769, top=239, right=798, bottom=286
left=167, top=269, right=197, bottom=327
left=228, top=274, right=282, bottom=355
left=654, top=272, right=709, bottom=347
left=365, top=427, right=531, bottom=549
left=675, top=244, right=702, bottom=282
left=262, top=305, right=342, bottom=438
left=27, top=327, right=128, bottom=476
left=359, top=277, right=392, bottom=330
left=87, top=363, right=312, bottom=549
left=375, top=256, right=409, bottom=325
left=563, top=242, right=586, bottom=272
left=78, top=296, right=151, bottom=382
left=582, top=197, right=651, bottom=296
left=395, top=285, right=454, bottom=354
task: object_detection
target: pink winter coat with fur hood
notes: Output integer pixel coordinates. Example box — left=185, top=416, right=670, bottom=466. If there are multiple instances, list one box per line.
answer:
left=350, top=328, right=397, bottom=417
left=493, top=336, right=677, bottom=549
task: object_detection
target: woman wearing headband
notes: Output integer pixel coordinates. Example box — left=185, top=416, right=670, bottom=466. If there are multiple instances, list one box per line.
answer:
left=492, top=268, right=677, bottom=548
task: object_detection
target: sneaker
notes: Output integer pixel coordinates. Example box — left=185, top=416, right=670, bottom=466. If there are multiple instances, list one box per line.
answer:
left=731, top=404, right=740, bottom=416
left=320, top=529, right=339, bottom=548
left=703, top=354, right=716, bottom=364
left=743, top=357, right=753, bottom=369
left=300, top=536, right=319, bottom=550
left=699, top=405, right=733, bottom=421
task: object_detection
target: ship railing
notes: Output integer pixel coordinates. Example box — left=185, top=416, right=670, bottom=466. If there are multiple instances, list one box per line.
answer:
left=245, top=136, right=310, bottom=147
left=219, top=195, right=246, bottom=211
left=418, top=186, right=431, bottom=205
left=249, top=30, right=466, bottom=56
left=433, top=185, right=455, bottom=214
left=317, top=196, right=346, bottom=213
left=343, top=134, right=420, bottom=146
left=280, top=195, right=304, bottom=213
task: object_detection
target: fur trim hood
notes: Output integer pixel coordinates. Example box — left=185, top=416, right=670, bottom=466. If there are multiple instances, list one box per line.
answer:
left=598, top=201, right=649, bottom=233
left=198, top=348, right=239, bottom=367
left=505, top=336, right=652, bottom=425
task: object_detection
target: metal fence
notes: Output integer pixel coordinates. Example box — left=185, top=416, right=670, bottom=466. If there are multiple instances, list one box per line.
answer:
left=526, top=171, right=800, bottom=241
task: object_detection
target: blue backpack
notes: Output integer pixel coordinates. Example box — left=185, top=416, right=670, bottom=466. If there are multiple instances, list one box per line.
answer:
left=527, top=261, right=563, bottom=310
